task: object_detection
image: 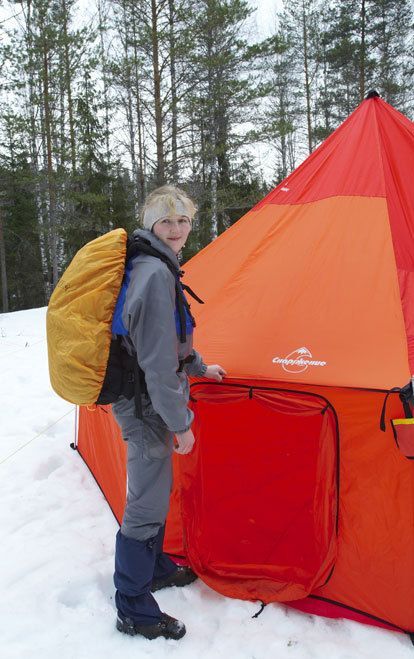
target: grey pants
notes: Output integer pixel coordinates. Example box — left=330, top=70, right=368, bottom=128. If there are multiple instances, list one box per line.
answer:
left=112, top=407, right=174, bottom=542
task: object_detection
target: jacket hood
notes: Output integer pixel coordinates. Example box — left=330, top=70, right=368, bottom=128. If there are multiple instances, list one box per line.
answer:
left=132, top=228, right=181, bottom=270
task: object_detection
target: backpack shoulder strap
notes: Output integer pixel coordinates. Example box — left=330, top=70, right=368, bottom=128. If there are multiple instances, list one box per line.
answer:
left=126, top=235, right=178, bottom=277
left=125, top=235, right=204, bottom=343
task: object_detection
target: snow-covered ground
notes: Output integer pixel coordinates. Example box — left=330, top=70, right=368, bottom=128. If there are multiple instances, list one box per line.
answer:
left=0, top=306, right=413, bottom=659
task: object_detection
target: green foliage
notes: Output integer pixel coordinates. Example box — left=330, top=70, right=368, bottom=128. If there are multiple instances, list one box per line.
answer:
left=0, top=0, right=413, bottom=310
left=0, top=159, right=45, bottom=311
left=182, top=157, right=268, bottom=262
left=318, top=0, right=413, bottom=121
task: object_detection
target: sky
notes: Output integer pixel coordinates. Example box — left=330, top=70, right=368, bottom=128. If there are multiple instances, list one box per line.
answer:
left=252, top=0, right=284, bottom=37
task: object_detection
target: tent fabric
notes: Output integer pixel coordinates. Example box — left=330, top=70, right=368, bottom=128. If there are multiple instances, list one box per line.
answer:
left=184, top=98, right=414, bottom=381
left=181, top=383, right=339, bottom=602
left=184, top=381, right=414, bottom=632
left=76, top=96, right=414, bottom=634
left=183, top=196, right=409, bottom=389
left=77, top=384, right=414, bottom=631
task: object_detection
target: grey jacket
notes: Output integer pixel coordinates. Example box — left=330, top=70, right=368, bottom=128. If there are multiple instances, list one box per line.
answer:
left=111, top=229, right=206, bottom=433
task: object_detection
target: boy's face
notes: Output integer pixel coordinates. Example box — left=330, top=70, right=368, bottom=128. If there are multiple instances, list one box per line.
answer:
left=152, top=214, right=192, bottom=254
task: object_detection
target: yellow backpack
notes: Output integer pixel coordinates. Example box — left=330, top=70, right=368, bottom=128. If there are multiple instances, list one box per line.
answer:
left=46, top=228, right=128, bottom=406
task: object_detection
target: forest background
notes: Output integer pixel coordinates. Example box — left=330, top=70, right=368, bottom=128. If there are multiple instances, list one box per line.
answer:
left=0, top=0, right=413, bottom=313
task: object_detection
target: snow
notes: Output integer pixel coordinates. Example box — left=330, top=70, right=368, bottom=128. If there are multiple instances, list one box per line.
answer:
left=0, top=306, right=412, bottom=659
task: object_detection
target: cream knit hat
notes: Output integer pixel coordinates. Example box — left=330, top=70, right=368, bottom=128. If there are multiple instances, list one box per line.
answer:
left=142, top=185, right=197, bottom=230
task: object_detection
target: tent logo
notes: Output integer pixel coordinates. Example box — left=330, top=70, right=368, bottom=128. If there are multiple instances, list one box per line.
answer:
left=272, top=347, right=327, bottom=373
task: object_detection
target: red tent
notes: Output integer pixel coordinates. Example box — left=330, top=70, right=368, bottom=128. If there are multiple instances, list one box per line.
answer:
left=77, top=94, right=414, bottom=636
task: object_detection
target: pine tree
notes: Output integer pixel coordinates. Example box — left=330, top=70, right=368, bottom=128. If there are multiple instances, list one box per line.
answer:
left=0, top=179, right=9, bottom=312
left=65, top=68, right=114, bottom=258
left=0, top=115, right=45, bottom=311
left=279, top=0, right=321, bottom=155
left=367, top=0, right=413, bottom=109
left=318, top=0, right=413, bottom=122
left=263, top=30, right=301, bottom=180
left=318, top=1, right=365, bottom=121
left=182, top=0, right=263, bottom=241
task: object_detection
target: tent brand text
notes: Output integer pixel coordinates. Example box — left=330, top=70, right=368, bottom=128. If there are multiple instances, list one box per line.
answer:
left=272, top=347, right=327, bottom=373
left=273, top=357, right=327, bottom=366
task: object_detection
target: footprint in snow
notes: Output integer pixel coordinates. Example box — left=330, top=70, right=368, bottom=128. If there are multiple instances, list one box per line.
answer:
left=33, top=455, right=64, bottom=481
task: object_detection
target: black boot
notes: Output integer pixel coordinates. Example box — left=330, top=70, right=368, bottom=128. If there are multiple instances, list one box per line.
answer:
left=151, top=524, right=198, bottom=592
left=116, top=611, right=186, bottom=640
left=151, top=565, right=198, bottom=592
left=114, top=530, right=186, bottom=639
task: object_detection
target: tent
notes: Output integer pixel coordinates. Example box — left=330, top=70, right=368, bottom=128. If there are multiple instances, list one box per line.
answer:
left=76, top=93, right=414, bottom=637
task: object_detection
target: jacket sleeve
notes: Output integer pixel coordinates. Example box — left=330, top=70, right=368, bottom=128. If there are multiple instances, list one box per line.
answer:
left=124, top=260, right=193, bottom=433
left=184, top=349, right=207, bottom=377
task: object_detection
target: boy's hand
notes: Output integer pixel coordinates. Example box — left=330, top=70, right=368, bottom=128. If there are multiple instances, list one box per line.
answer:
left=175, top=428, right=195, bottom=454
left=205, top=364, right=227, bottom=381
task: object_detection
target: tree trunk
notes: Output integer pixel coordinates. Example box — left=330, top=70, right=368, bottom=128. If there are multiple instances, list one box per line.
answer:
left=97, top=0, right=111, bottom=168
left=38, top=72, right=53, bottom=296
left=42, top=33, right=59, bottom=289
left=97, top=0, right=115, bottom=227
left=0, top=205, right=8, bottom=313
left=130, top=4, right=146, bottom=201
left=168, top=0, right=178, bottom=181
left=287, top=132, right=296, bottom=172
left=61, top=0, right=76, bottom=173
left=151, top=0, right=165, bottom=184
left=84, top=72, right=93, bottom=178
left=58, top=59, right=66, bottom=170
left=280, top=115, right=288, bottom=180
left=217, top=108, right=230, bottom=187
left=22, top=0, right=50, bottom=299
left=359, top=0, right=366, bottom=102
left=206, top=17, right=218, bottom=240
left=122, top=1, right=139, bottom=210
left=322, top=42, right=330, bottom=133
left=210, top=154, right=218, bottom=240
left=302, top=0, right=313, bottom=154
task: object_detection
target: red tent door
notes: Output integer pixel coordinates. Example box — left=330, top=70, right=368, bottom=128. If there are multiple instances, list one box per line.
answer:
left=180, top=383, right=339, bottom=602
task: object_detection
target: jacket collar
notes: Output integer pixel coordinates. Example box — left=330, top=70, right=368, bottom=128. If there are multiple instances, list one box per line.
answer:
left=132, top=228, right=181, bottom=270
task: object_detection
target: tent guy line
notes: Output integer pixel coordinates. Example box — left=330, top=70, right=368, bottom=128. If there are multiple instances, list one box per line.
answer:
left=0, top=337, right=45, bottom=360
left=0, top=407, right=75, bottom=466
